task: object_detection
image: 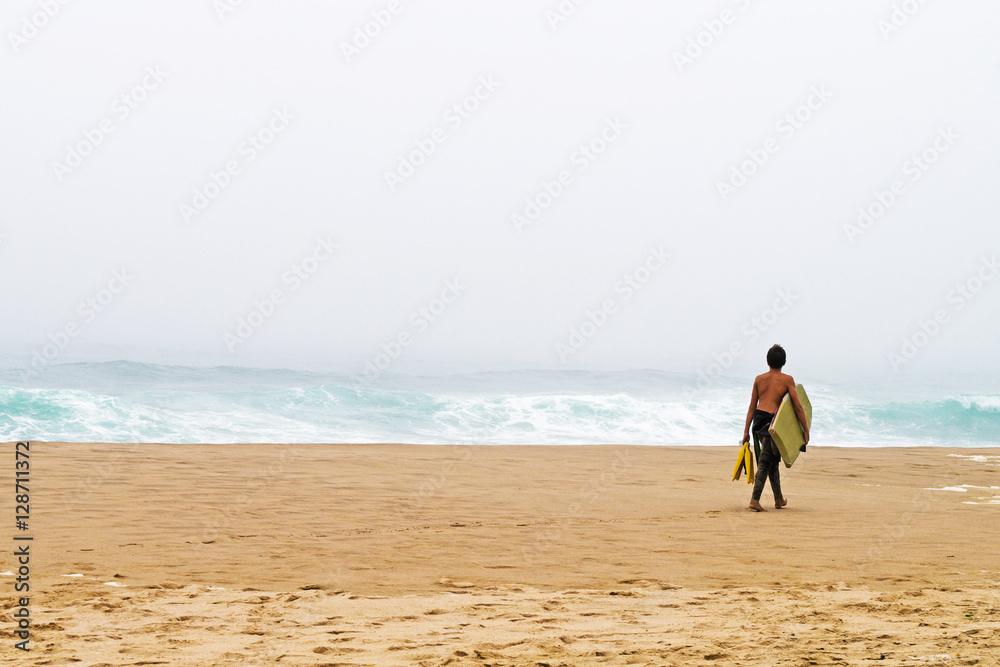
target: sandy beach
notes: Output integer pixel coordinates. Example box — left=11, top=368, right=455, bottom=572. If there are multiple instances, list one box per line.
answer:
left=2, top=442, right=999, bottom=665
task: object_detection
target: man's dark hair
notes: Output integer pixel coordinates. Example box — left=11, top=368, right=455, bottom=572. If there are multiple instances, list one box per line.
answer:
left=767, top=344, right=786, bottom=370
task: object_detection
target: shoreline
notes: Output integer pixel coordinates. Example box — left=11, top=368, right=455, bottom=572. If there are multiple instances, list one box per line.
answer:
left=8, top=440, right=1000, bottom=448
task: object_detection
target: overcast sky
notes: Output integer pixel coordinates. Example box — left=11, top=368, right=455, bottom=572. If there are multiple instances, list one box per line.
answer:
left=2, top=0, right=998, bottom=382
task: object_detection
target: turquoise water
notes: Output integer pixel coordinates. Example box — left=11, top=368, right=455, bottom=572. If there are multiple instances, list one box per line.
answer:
left=0, top=361, right=997, bottom=446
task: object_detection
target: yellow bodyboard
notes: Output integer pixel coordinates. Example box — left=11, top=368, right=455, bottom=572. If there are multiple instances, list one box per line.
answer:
left=768, top=384, right=812, bottom=468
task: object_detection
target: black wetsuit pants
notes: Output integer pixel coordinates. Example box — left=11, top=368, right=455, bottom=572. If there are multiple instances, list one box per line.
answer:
left=751, top=409, right=783, bottom=502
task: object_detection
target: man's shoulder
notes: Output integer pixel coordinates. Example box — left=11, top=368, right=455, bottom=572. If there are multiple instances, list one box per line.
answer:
left=756, top=370, right=792, bottom=383
left=777, top=372, right=797, bottom=392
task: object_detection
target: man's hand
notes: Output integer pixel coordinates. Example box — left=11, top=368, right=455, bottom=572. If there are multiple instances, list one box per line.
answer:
left=742, top=431, right=750, bottom=445
left=802, top=429, right=810, bottom=445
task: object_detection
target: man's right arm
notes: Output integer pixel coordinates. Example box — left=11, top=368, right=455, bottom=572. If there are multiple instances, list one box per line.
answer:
left=742, top=379, right=759, bottom=444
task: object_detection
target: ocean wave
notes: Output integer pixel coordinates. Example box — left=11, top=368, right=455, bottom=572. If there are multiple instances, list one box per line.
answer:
left=0, top=363, right=997, bottom=446
left=955, top=395, right=1000, bottom=412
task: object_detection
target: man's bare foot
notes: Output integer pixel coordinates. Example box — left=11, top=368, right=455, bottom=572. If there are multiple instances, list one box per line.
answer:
left=775, top=497, right=788, bottom=509
left=748, top=499, right=766, bottom=512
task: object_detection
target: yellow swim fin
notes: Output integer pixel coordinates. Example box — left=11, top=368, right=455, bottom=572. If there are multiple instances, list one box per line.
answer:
left=732, top=442, right=748, bottom=482
left=744, top=441, right=755, bottom=485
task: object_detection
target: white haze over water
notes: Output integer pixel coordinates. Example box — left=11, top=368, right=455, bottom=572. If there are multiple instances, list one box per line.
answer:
left=1, top=1, right=999, bottom=396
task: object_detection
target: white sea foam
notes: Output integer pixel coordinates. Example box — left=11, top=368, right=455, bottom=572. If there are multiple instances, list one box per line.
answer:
left=948, top=454, right=1000, bottom=463
left=956, top=395, right=1000, bottom=411
left=2, top=363, right=998, bottom=446
left=964, top=498, right=1000, bottom=505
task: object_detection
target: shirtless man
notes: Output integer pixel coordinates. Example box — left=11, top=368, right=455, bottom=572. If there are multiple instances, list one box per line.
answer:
left=741, top=344, right=810, bottom=512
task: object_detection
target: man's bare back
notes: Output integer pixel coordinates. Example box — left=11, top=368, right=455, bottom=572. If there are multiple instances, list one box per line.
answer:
left=753, top=369, right=797, bottom=414
left=746, top=369, right=809, bottom=443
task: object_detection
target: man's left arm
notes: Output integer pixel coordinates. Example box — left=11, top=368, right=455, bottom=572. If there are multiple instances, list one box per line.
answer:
left=787, top=378, right=810, bottom=444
